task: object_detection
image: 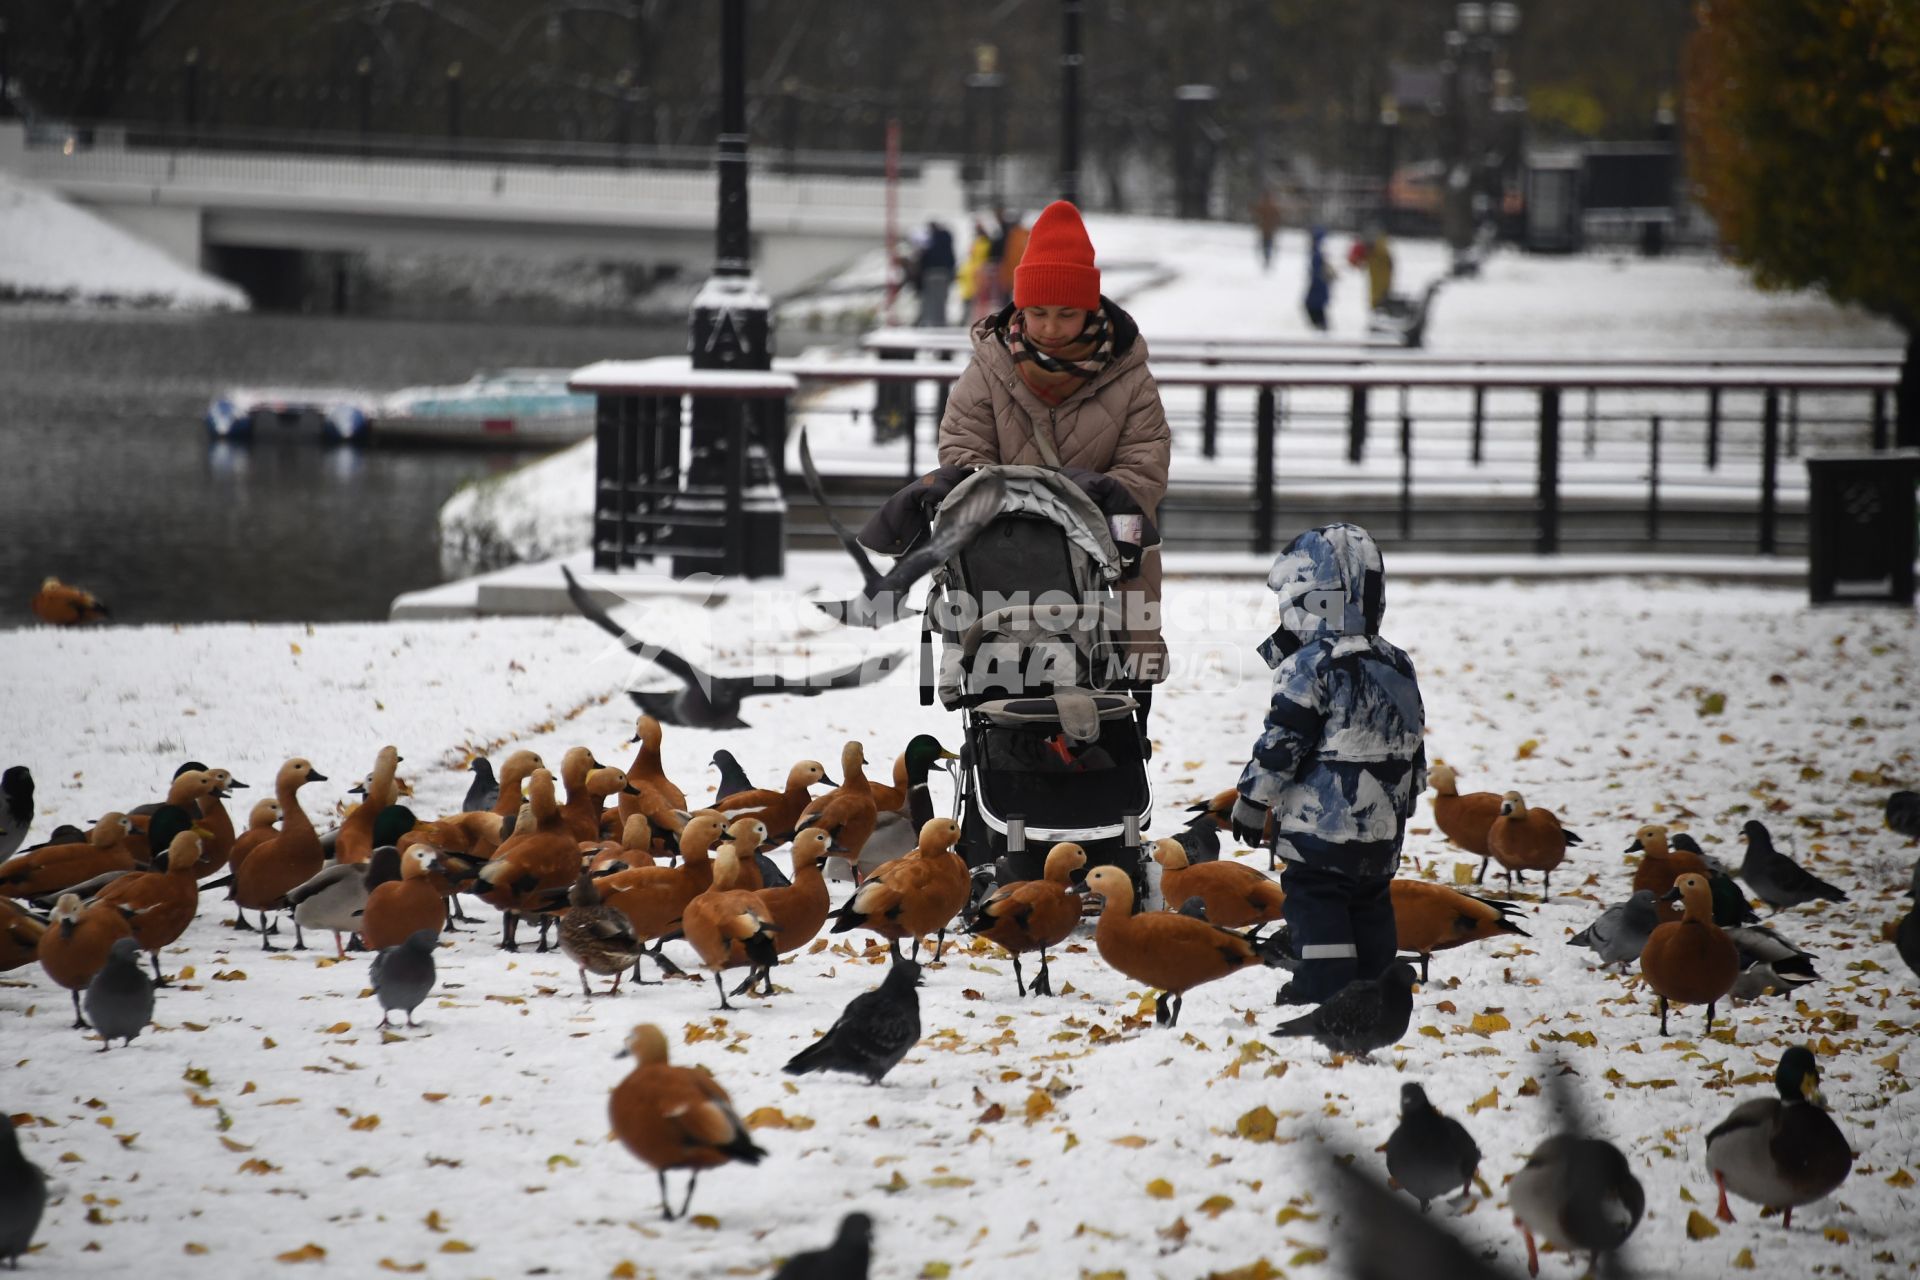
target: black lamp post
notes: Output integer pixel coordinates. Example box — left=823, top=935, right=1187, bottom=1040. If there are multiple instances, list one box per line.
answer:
left=685, top=0, right=776, bottom=530
left=0, top=19, right=11, bottom=119
left=355, top=56, right=372, bottom=154
left=183, top=47, right=201, bottom=140
left=445, top=61, right=462, bottom=146
left=964, top=45, right=1004, bottom=209
left=1173, top=84, right=1218, bottom=219
left=1377, top=93, right=1399, bottom=227
left=1060, top=0, right=1083, bottom=206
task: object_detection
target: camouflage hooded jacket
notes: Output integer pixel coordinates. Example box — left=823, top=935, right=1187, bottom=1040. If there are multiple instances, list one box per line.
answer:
left=1235, top=523, right=1427, bottom=878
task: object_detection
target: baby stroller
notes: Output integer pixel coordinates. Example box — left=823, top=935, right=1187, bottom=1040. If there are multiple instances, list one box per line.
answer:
left=916, top=466, right=1154, bottom=886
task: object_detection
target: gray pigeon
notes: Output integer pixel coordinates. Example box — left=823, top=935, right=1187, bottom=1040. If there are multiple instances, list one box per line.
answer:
left=1270, top=962, right=1417, bottom=1060
left=1730, top=961, right=1819, bottom=1002
left=370, top=928, right=438, bottom=1028
left=0, top=1117, right=48, bottom=1269
left=1894, top=859, right=1918, bottom=982
left=1568, top=890, right=1659, bottom=969
left=461, top=757, right=499, bottom=813
left=1510, top=1065, right=1644, bottom=1278
left=83, top=936, right=155, bottom=1051
left=1725, top=923, right=1818, bottom=982
left=771, top=1212, right=873, bottom=1280
left=783, top=959, right=922, bottom=1085
left=0, top=766, right=32, bottom=860
left=1323, top=1144, right=1527, bottom=1280
left=1887, top=791, right=1920, bottom=840
left=1739, top=820, right=1845, bottom=912
left=1385, top=1082, right=1482, bottom=1212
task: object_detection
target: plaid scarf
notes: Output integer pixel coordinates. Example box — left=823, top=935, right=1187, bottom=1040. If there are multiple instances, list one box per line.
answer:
left=1005, top=308, right=1113, bottom=405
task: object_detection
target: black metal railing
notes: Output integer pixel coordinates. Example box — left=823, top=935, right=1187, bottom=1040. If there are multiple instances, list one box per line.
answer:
left=777, top=355, right=1902, bottom=558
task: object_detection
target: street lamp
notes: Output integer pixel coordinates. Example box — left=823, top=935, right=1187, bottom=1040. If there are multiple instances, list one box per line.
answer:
left=183, top=47, right=201, bottom=139
left=964, top=44, right=1005, bottom=208
left=445, top=61, right=462, bottom=145
left=355, top=56, right=372, bottom=154
left=1060, top=0, right=1084, bottom=206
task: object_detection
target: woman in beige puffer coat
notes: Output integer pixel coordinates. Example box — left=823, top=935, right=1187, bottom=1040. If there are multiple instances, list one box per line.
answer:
left=936, top=200, right=1172, bottom=692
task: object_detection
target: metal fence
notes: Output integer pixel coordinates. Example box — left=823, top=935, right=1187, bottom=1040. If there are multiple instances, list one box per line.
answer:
left=779, top=356, right=1901, bottom=557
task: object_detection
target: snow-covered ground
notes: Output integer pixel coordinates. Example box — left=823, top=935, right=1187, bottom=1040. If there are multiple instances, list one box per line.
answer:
left=445, top=217, right=1902, bottom=570
left=0, top=172, right=246, bottom=311
left=5, top=575, right=1917, bottom=1278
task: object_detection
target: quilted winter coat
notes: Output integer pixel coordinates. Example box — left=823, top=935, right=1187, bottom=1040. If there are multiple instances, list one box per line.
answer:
left=935, top=299, right=1172, bottom=681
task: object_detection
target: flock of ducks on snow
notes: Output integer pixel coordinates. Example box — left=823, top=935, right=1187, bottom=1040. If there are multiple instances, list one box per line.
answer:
left=3, top=722, right=1918, bottom=1276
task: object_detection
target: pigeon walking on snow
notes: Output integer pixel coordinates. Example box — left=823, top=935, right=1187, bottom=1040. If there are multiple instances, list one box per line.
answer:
left=1895, top=859, right=1919, bottom=982
left=371, top=928, right=438, bottom=1028
left=1739, top=820, right=1845, bottom=912
left=772, top=1212, right=873, bottom=1279
left=0, top=766, right=33, bottom=860
left=1887, top=791, right=1920, bottom=840
left=83, top=936, right=155, bottom=1051
left=1509, top=1065, right=1644, bottom=1278
left=461, top=757, right=500, bottom=813
left=783, top=958, right=922, bottom=1085
left=1270, top=962, right=1416, bottom=1060
left=1568, top=890, right=1659, bottom=970
left=0, top=1115, right=48, bottom=1270
left=1385, top=1083, right=1482, bottom=1212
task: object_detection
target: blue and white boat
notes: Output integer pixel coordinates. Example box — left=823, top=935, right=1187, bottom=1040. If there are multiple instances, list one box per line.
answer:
left=372, top=368, right=595, bottom=448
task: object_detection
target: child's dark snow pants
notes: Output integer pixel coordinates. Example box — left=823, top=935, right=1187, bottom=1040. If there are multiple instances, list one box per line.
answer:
left=1277, top=863, right=1398, bottom=1003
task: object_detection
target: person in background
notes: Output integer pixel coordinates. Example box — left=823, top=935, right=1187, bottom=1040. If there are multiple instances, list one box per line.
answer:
left=1304, top=226, right=1334, bottom=331
left=915, top=219, right=957, bottom=327
left=1362, top=226, right=1394, bottom=312
left=957, top=219, right=994, bottom=323
left=993, top=208, right=1029, bottom=310
left=1253, top=189, right=1283, bottom=271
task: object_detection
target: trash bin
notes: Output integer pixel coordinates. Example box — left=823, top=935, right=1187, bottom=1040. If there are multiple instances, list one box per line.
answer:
left=1806, top=449, right=1920, bottom=606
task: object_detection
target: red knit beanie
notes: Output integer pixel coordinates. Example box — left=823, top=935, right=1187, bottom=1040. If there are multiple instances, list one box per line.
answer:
left=1013, top=200, right=1100, bottom=310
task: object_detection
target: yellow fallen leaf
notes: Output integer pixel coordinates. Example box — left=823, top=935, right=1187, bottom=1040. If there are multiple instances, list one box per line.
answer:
left=439, top=1240, right=474, bottom=1253
left=379, top=1262, right=426, bottom=1274
left=1236, top=1105, right=1278, bottom=1142
left=1823, top=1226, right=1850, bottom=1244
left=238, top=1158, right=278, bottom=1175
left=688, top=1214, right=720, bottom=1231
left=1470, top=1012, right=1511, bottom=1035
left=607, top=1263, right=638, bottom=1280
left=183, top=1243, right=209, bottom=1255
left=349, top=1114, right=380, bottom=1131
left=275, top=1244, right=326, bottom=1263
left=422, top=1092, right=448, bottom=1103
left=1274, top=1206, right=1320, bottom=1226
left=1732, top=1248, right=1755, bottom=1270
left=1024, top=1090, right=1055, bottom=1123
left=924, top=1175, right=974, bottom=1188
left=213, top=970, right=247, bottom=981
left=290, top=642, right=302, bottom=655
left=919, top=1264, right=952, bottom=1278
left=219, top=1137, right=252, bottom=1153
left=745, top=1106, right=815, bottom=1131
left=1872, top=1052, right=1902, bottom=1071
left=1145, top=1178, right=1174, bottom=1199
left=424, top=1210, right=445, bottom=1232
left=1685, top=1210, right=1720, bottom=1240
left=1197, top=1194, right=1234, bottom=1218
left=1111, top=1135, right=1151, bottom=1148
left=1515, top=739, right=1539, bottom=760
left=1451, top=861, right=1476, bottom=885
left=321, top=1022, right=351, bottom=1035
left=1468, top=1087, right=1499, bottom=1115
left=183, top=1066, right=213, bottom=1088
left=1886, top=1168, right=1915, bottom=1188
left=1417, top=1025, right=1445, bottom=1039
left=1288, top=1247, right=1330, bottom=1266
left=1212, top=1263, right=1282, bottom=1280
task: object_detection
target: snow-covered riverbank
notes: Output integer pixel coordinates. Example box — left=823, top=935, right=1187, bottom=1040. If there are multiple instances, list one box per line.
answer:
left=0, top=172, right=245, bottom=311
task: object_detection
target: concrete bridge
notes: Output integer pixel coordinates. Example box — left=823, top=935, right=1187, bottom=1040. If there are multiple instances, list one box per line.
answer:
left=0, top=121, right=962, bottom=298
